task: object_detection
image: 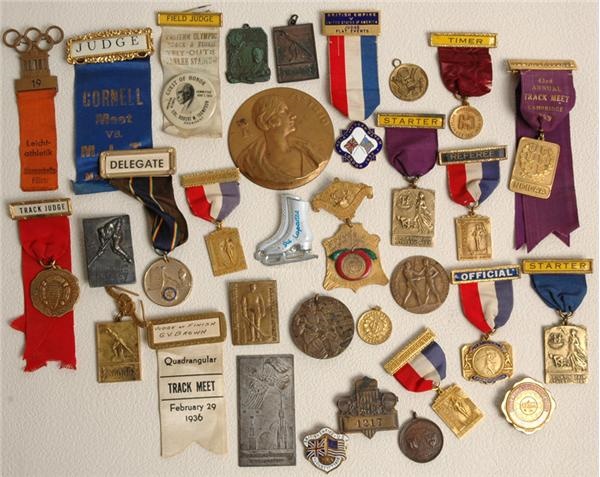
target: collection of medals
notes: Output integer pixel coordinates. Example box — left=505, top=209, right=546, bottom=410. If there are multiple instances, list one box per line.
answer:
left=3, top=7, right=590, bottom=473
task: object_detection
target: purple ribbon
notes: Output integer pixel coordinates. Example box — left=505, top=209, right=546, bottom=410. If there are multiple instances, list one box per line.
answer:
left=384, top=128, right=438, bottom=178
left=515, top=70, right=579, bottom=251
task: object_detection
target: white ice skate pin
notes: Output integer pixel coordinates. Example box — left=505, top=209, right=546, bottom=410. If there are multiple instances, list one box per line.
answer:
left=255, top=194, right=317, bottom=266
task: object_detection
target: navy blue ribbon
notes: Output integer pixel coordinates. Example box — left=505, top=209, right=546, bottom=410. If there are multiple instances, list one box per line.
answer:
left=530, top=274, right=587, bottom=313
left=73, top=58, right=153, bottom=194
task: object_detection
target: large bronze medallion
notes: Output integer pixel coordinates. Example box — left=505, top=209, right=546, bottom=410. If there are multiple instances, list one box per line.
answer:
left=390, top=256, right=449, bottom=314
left=228, top=87, right=334, bottom=190
left=398, top=412, right=444, bottom=463
left=291, top=295, right=353, bottom=359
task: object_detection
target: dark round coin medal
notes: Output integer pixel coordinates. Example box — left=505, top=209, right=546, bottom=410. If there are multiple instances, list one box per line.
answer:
left=398, top=412, right=444, bottom=463
left=291, top=294, right=354, bottom=359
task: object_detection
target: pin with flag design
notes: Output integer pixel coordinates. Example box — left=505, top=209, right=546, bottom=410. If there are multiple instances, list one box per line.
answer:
left=451, top=265, right=521, bottom=383
left=384, top=328, right=484, bottom=438
left=181, top=168, right=247, bottom=276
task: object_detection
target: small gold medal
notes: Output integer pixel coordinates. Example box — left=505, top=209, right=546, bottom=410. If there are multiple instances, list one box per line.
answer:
left=96, top=320, right=141, bottom=383
left=509, top=137, right=560, bottom=199
left=431, top=384, right=484, bottom=438
left=455, top=213, right=492, bottom=261
left=357, top=307, right=392, bottom=345
left=392, top=187, right=435, bottom=247
left=448, top=103, right=483, bottom=139
left=544, top=324, right=588, bottom=384
left=204, top=226, right=247, bottom=276
left=388, top=59, right=428, bottom=101
left=143, top=257, right=192, bottom=307
left=30, top=265, right=80, bottom=317
left=461, top=340, right=513, bottom=384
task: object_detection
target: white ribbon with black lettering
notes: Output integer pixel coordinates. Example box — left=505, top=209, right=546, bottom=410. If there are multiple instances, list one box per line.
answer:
left=158, top=23, right=222, bottom=137
left=158, top=343, right=227, bottom=456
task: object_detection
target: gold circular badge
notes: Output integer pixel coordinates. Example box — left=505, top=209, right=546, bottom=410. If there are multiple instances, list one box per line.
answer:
left=449, top=104, right=483, bottom=139
left=472, top=343, right=505, bottom=378
left=357, top=307, right=392, bottom=345
left=389, top=59, right=428, bottom=101
left=143, top=257, right=192, bottom=307
left=30, top=266, right=80, bottom=317
left=161, top=74, right=217, bottom=130
left=501, top=377, right=556, bottom=434
left=228, top=87, right=334, bottom=190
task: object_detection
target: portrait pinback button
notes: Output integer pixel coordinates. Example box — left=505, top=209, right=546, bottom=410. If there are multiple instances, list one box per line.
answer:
left=161, top=73, right=217, bottom=130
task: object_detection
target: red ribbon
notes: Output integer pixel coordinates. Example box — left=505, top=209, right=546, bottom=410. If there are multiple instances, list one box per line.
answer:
left=11, top=216, right=76, bottom=371
left=437, top=47, right=492, bottom=98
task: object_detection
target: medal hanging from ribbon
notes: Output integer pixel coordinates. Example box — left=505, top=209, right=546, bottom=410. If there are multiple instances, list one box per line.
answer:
left=181, top=168, right=247, bottom=276
left=429, top=33, right=496, bottom=139
left=322, top=11, right=380, bottom=120
left=108, top=174, right=191, bottom=307
left=9, top=198, right=79, bottom=371
left=66, top=28, right=154, bottom=194
left=439, top=145, right=507, bottom=261
left=157, top=10, right=223, bottom=138
left=451, top=265, right=520, bottom=384
left=384, top=328, right=484, bottom=438
left=311, top=179, right=388, bottom=293
left=522, top=259, right=592, bottom=384
left=507, top=60, right=578, bottom=251
left=376, top=113, right=445, bottom=247
left=3, top=26, right=64, bottom=191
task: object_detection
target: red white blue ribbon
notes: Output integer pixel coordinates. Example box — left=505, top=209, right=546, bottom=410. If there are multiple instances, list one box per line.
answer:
left=458, top=280, right=513, bottom=334
left=181, top=169, right=241, bottom=224
left=447, top=161, right=499, bottom=207
left=393, top=341, right=447, bottom=392
left=328, top=35, right=380, bottom=120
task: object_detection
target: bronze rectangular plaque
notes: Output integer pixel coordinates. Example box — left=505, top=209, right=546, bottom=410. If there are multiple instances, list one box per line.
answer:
left=392, top=188, right=435, bottom=246
left=273, top=19, right=319, bottom=83
left=228, top=280, right=279, bottom=345
left=205, top=227, right=247, bottom=276
left=96, top=321, right=141, bottom=383
left=455, top=214, right=492, bottom=261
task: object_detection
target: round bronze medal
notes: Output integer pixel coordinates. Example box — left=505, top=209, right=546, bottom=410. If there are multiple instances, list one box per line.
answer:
left=143, top=257, right=192, bottom=307
left=357, top=307, right=392, bottom=345
left=390, top=256, right=449, bottom=314
left=30, top=266, right=80, bottom=317
left=501, top=377, right=556, bottom=434
left=398, top=412, right=444, bottom=463
left=291, top=295, right=354, bottom=359
left=228, top=87, right=334, bottom=190
left=389, top=59, right=428, bottom=101
left=449, top=104, right=484, bottom=139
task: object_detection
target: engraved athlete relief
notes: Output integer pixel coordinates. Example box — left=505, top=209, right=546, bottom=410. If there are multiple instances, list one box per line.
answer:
left=384, top=328, right=484, bottom=438
left=237, top=355, right=295, bottom=467
left=226, top=24, right=270, bottom=84
left=83, top=215, right=135, bottom=287
left=273, top=15, right=319, bottom=83
left=311, top=179, right=388, bottom=292
left=228, top=280, right=279, bottom=345
left=429, top=32, right=497, bottom=139
left=451, top=265, right=521, bottom=384
left=522, top=259, right=592, bottom=384
left=181, top=168, right=247, bottom=277
left=439, top=145, right=507, bottom=261
left=377, top=113, right=445, bottom=247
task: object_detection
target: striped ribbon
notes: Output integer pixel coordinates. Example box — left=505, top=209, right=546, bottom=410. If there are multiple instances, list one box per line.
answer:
left=181, top=169, right=241, bottom=224
left=447, top=161, right=499, bottom=207
left=328, top=35, right=380, bottom=120
left=393, top=341, right=447, bottom=392
left=110, top=176, right=188, bottom=254
left=458, top=280, right=514, bottom=334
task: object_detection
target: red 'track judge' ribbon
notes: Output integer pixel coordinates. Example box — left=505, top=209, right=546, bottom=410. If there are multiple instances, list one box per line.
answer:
left=11, top=216, right=76, bottom=371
